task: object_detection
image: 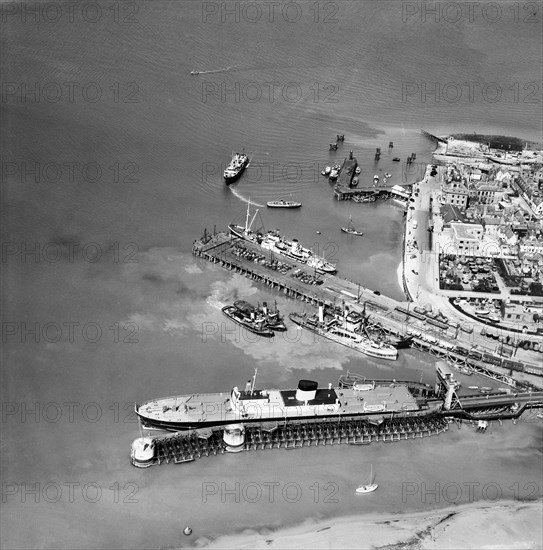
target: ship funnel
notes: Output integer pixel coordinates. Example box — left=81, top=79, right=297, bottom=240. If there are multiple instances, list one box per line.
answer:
left=262, top=302, right=268, bottom=315
left=318, top=305, right=324, bottom=324
left=295, top=380, right=317, bottom=403
left=291, top=239, right=299, bottom=253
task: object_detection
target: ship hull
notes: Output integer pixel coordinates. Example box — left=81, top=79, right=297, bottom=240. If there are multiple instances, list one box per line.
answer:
left=290, top=313, right=397, bottom=360
left=222, top=306, right=274, bottom=337
left=137, top=410, right=427, bottom=432
left=224, top=165, right=247, bottom=184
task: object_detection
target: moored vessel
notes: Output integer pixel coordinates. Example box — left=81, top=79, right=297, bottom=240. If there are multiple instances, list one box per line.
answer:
left=222, top=305, right=275, bottom=337
left=135, top=373, right=426, bottom=432
left=234, top=300, right=287, bottom=331
left=289, top=310, right=398, bottom=361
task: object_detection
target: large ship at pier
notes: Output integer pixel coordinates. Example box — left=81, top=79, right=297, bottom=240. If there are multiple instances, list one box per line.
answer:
left=229, top=202, right=337, bottom=274
left=289, top=308, right=398, bottom=360
left=135, top=373, right=431, bottom=433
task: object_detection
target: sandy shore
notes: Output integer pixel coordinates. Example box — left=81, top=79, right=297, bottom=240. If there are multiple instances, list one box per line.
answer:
left=195, top=500, right=542, bottom=549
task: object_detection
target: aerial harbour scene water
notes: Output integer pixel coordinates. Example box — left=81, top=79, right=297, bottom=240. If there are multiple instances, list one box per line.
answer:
left=2, top=1, right=543, bottom=549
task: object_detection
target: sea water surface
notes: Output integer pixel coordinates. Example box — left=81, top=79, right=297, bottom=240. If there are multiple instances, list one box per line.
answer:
left=1, top=1, right=542, bottom=548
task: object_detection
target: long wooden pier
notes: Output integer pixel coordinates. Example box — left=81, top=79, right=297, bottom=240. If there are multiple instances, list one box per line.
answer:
left=192, top=232, right=542, bottom=390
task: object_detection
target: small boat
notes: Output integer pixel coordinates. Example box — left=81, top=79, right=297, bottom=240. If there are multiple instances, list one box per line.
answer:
left=384, top=172, right=391, bottom=178
left=355, top=167, right=361, bottom=174
left=315, top=230, right=321, bottom=234
left=329, top=164, right=340, bottom=181
left=468, top=386, right=479, bottom=390
left=321, top=166, right=331, bottom=176
left=392, top=157, right=400, bottom=162
left=351, top=176, right=359, bottom=187
left=267, top=199, right=302, bottom=209
left=356, top=464, right=378, bottom=494
left=190, top=71, right=200, bottom=75
left=341, top=215, right=364, bottom=236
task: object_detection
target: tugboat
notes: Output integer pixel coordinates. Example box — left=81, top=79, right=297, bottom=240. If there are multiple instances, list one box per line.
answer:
left=266, top=199, right=302, bottom=209
left=224, top=152, right=249, bottom=184
left=341, top=215, right=364, bottom=236
left=234, top=300, right=287, bottom=332
left=222, top=305, right=274, bottom=337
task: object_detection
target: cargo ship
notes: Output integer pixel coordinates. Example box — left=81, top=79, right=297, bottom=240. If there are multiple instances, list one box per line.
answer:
left=135, top=372, right=431, bottom=433
left=224, top=152, right=249, bottom=183
left=289, top=309, right=398, bottom=360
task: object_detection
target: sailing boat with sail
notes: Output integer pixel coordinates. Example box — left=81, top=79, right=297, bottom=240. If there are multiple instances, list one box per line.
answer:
left=341, top=215, right=364, bottom=236
left=356, top=464, right=378, bottom=494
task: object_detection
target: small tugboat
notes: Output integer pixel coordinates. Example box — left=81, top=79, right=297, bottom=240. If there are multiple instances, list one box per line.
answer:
left=266, top=199, right=302, bottom=209
left=356, top=464, right=378, bottom=494
left=341, top=215, right=364, bottom=236
left=224, top=152, right=249, bottom=183
left=321, top=166, right=331, bottom=176
left=234, top=300, right=287, bottom=332
left=222, top=305, right=275, bottom=337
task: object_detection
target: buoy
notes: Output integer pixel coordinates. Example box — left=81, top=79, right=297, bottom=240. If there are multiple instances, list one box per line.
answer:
left=184, top=527, right=192, bottom=536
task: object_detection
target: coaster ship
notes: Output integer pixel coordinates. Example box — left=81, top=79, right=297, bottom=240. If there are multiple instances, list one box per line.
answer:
left=223, top=152, right=249, bottom=183
left=290, top=305, right=398, bottom=360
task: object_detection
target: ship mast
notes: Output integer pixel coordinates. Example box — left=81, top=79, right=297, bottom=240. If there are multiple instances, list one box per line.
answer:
left=251, top=368, right=258, bottom=393
left=245, top=198, right=251, bottom=231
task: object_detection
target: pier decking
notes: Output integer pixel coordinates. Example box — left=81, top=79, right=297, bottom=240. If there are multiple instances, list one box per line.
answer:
left=193, top=231, right=542, bottom=389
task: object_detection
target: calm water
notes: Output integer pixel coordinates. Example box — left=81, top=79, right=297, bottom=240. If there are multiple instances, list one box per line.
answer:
left=1, top=1, right=542, bottom=548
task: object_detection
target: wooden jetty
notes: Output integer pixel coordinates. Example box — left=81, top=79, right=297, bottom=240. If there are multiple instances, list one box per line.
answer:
left=148, top=413, right=450, bottom=467
left=192, top=231, right=542, bottom=389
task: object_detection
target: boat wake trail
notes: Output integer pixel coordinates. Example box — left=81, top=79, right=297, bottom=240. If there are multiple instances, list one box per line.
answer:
left=197, top=66, right=235, bottom=75
left=229, top=187, right=264, bottom=208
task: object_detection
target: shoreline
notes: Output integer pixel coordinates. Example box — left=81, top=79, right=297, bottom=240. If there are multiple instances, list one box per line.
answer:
left=195, top=499, right=543, bottom=549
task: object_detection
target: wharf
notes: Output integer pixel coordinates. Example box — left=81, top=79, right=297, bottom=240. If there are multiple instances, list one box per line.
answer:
left=148, top=414, right=450, bottom=467
left=336, top=156, right=357, bottom=188
left=335, top=183, right=410, bottom=201
left=193, top=232, right=543, bottom=389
